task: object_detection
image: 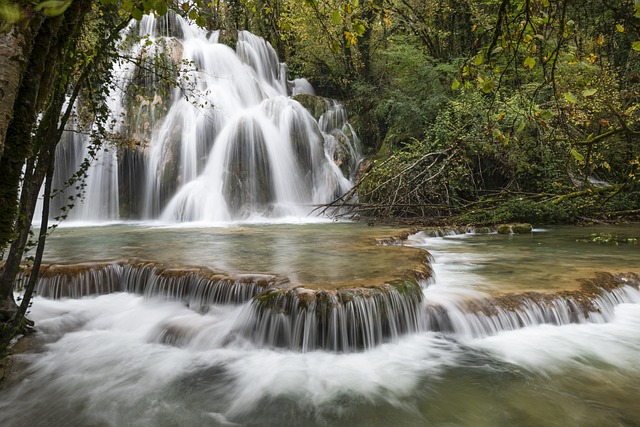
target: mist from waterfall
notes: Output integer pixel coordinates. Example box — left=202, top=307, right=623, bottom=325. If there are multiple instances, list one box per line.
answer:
left=51, top=13, right=361, bottom=223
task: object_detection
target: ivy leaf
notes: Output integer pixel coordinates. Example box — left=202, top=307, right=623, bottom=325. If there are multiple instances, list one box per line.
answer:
left=582, top=88, right=597, bottom=97
left=564, top=92, right=577, bottom=103
left=571, top=149, right=584, bottom=162
left=523, top=57, right=535, bottom=69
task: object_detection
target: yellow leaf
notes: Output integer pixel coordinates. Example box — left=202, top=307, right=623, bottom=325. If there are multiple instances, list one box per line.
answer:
left=523, top=57, right=535, bottom=69
left=451, top=78, right=461, bottom=90
left=596, top=34, right=604, bottom=45
left=616, top=24, right=624, bottom=32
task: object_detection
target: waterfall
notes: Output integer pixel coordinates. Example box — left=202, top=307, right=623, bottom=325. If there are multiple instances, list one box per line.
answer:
left=15, top=258, right=640, bottom=353
left=50, top=13, right=361, bottom=223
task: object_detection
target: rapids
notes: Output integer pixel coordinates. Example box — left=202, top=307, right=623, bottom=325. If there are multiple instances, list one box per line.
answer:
left=2, top=224, right=640, bottom=426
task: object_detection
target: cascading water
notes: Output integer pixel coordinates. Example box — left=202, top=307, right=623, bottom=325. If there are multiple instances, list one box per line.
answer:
left=50, top=13, right=360, bottom=223
left=5, top=225, right=640, bottom=426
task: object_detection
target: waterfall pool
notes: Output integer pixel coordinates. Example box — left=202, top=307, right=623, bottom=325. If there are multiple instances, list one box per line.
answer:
left=1, top=223, right=639, bottom=426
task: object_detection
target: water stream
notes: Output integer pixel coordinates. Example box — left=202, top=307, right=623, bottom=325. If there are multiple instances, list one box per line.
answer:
left=2, top=224, right=639, bottom=426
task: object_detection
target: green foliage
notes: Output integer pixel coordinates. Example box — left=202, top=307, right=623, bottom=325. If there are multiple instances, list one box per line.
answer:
left=371, top=40, right=455, bottom=147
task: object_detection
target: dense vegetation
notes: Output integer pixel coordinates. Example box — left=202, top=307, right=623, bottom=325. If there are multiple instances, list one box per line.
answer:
left=0, top=0, right=639, bottom=356
left=242, top=0, right=640, bottom=226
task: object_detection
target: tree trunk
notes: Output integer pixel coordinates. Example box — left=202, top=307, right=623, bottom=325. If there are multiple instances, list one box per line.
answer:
left=0, top=15, right=64, bottom=255
left=0, top=12, right=42, bottom=163
left=0, top=1, right=93, bottom=342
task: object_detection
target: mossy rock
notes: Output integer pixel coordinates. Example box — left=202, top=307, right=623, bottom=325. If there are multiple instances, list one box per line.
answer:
left=497, top=225, right=512, bottom=234
left=293, top=94, right=328, bottom=120
left=511, top=223, right=533, bottom=234
left=473, top=226, right=493, bottom=234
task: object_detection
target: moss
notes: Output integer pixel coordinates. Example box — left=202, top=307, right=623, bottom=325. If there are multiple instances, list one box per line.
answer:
left=511, top=223, right=533, bottom=234
left=292, top=94, right=328, bottom=120
left=497, top=224, right=511, bottom=234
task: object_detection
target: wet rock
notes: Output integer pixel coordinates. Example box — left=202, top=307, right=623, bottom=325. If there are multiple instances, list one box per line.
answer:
left=497, top=225, right=511, bottom=234
left=511, top=223, right=533, bottom=234
left=292, top=94, right=329, bottom=121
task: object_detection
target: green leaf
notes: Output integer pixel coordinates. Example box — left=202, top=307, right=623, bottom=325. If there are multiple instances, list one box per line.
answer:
left=616, top=24, right=624, bottom=32
left=35, top=0, right=72, bottom=16
left=571, top=149, right=584, bottom=162
left=131, top=7, right=143, bottom=21
left=196, top=16, right=206, bottom=27
left=451, top=78, right=460, bottom=90
left=475, top=54, right=483, bottom=65
left=632, top=41, right=640, bottom=52
left=540, top=110, right=553, bottom=120
left=481, top=79, right=495, bottom=93
left=564, top=92, right=577, bottom=103
left=155, top=1, right=168, bottom=15
left=331, top=10, right=342, bottom=25
left=122, top=0, right=133, bottom=12
left=353, top=22, right=366, bottom=36
left=582, top=88, right=597, bottom=97
left=189, top=9, right=198, bottom=20
left=523, top=57, right=535, bottom=69
left=0, top=4, right=21, bottom=25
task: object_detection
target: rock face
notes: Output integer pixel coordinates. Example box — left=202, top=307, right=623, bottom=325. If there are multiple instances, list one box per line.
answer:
left=292, top=94, right=328, bottom=121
